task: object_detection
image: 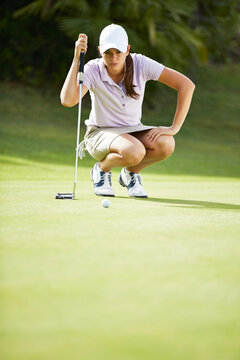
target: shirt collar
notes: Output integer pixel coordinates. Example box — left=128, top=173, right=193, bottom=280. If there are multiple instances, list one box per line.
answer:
left=99, top=59, right=111, bottom=82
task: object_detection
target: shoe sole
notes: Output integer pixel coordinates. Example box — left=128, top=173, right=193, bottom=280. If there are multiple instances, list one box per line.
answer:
left=131, top=195, right=148, bottom=198
left=95, top=193, right=115, bottom=197
left=118, top=175, right=148, bottom=198
left=91, top=168, right=115, bottom=197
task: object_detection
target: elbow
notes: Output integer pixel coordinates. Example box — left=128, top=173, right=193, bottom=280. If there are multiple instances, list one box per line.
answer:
left=180, top=79, right=195, bottom=94
left=189, top=80, right=196, bottom=92
left=60, top=94, right=74, bottom=107
left=177, top=79, right=195, bottom=93
left=61, top=100, right=73, bottom=107
left=60, top=93, right=68, bottom=107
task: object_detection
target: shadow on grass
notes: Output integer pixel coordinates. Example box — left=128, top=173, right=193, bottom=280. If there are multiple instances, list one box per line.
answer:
left=116, top=196, right=240, bottom=211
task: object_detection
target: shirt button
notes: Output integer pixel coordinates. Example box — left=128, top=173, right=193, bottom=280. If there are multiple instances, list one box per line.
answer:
left=122, top=104, right=125, bottom=106
left=121, top=95, right=124, bottom=98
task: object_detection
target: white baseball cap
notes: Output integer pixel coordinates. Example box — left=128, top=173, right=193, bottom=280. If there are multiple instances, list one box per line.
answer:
left=99, top=24, right=128, bottom=53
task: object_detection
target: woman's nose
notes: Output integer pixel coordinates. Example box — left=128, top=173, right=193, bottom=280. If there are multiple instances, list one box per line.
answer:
left=111, top=53, right=118, bottom=60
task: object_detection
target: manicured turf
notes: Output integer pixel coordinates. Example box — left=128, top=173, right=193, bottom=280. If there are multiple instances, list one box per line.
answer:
left=0, top=65, right=240, bottom=359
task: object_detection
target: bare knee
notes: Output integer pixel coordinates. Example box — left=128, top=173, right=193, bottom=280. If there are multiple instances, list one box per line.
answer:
left=164, top=136, right=175, bottom=155
left=154, top=135, right=175, bottom=159
left=121, top=143, right=146, bottom=166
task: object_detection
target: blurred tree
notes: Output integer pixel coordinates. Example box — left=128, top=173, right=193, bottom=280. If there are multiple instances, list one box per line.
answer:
left=194, top=0, right=240, bottom=63
left=11, top=0, right=207, bottom=69
left=0, top=0, right=73, bottom=86
left=56, top=0, right=208, bottom=69
left=0, top=0, right=239, bottom=87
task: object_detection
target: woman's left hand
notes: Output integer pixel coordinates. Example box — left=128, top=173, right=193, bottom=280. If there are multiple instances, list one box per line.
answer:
left=145, top=126, right=179, bottom=142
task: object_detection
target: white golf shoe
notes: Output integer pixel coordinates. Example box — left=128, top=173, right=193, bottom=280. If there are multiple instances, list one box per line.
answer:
left=90, top=163, right=115, bottom=197
left=118, top=168, right=148, bottom=198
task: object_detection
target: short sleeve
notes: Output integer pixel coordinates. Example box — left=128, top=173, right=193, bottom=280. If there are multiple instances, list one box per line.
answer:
left=140, top=55, right=165, bottom=82
left=82, top=60, right=97, bottom=91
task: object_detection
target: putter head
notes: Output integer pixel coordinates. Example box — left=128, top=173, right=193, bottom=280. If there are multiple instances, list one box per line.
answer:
left=55, top=193, right=75, bottom=200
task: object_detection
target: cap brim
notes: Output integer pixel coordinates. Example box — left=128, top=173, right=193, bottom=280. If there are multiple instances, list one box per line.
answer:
left=100, top=42, right=127, bottom=53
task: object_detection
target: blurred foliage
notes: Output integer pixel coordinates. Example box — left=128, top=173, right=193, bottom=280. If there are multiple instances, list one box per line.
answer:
left=0, top=0, right=239, bottom=88
left=0, top=0, right=73, bottom=86
left=194, top=0, right=240, bottom=63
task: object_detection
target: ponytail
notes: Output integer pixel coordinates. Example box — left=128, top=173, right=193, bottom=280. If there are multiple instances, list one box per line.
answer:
left=124, top=54, right=139, bottom=100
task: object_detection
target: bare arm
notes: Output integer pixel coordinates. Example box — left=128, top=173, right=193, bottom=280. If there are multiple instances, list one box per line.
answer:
left=60, top=34, right=89, bottom=107
left=146, top=67, right=195, bottom=142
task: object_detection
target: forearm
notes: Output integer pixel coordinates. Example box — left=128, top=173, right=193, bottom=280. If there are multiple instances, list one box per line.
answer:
left=171, top=81, right=195, bottom=133
left=60, top=58, right=79, bottom=107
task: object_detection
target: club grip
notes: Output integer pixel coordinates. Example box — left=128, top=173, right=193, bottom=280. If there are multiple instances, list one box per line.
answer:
left=79, top=52, right=85, bottom=74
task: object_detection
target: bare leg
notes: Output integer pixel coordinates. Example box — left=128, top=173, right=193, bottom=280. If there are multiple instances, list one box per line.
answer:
left=99, top=134, right=146, bottom=172
left=127, top=130, right=175, bottom=173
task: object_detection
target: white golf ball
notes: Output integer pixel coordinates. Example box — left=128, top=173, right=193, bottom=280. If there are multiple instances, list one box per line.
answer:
left=101, top=199, right=110, bottom=208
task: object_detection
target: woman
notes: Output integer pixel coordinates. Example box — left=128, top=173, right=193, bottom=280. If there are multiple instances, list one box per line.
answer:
left=60, top=24, right=195, bottom=198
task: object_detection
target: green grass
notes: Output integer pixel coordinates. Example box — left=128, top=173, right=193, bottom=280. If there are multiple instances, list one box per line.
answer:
left=0, top=64, right=240, bottom=360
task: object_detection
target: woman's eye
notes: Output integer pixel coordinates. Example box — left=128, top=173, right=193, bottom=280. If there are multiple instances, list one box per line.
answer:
left=104, top=51, right=121, bottom=55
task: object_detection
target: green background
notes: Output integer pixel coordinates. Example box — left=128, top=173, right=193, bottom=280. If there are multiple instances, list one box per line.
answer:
left=1, top=64, right=240, bottom=359
left=1, top=0, right=240, bottom=359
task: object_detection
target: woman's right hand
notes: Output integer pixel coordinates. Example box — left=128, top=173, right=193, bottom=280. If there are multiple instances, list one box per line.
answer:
left=74, top=33, right=88, bottom=59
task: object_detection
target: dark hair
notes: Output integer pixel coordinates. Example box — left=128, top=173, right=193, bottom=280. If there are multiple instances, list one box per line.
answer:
left=124, top=54, right=139, bottom=99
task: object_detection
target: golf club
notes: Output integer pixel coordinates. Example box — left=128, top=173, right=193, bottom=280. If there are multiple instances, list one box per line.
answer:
left=56, top=51, right=85, bottom=200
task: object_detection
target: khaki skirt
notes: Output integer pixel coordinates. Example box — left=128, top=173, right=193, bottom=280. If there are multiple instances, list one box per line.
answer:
left=84, top=123, right=156, bottom=161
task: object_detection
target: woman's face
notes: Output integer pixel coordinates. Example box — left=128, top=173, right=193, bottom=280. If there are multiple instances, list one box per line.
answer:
left=99, top=46, right=130, bottom=74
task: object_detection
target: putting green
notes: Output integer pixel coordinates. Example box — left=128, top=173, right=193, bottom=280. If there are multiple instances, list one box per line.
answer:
left=0, top=66, right=240, bottom=359
left=0, top=159, right=240, bottom=360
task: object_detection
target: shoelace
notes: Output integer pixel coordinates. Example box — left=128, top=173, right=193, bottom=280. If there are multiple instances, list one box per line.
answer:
left=129, top=172, right=142, bottom=187
left=108, top=172, right=112, bottom=186
left=99, top=171, right=112, bottom=186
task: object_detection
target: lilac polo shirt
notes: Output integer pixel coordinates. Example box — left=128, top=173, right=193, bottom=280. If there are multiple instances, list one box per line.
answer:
left=83, top=53, right=165, bottom=127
